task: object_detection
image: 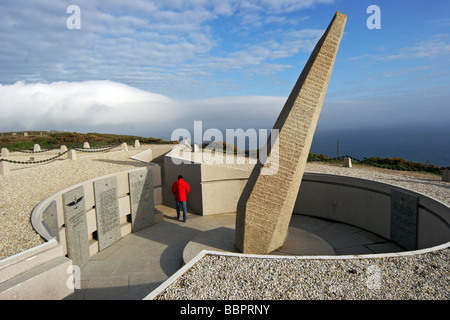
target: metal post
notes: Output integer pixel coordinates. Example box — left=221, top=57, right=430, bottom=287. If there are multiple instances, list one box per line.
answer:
left=337, top=140, right=339, bottom=158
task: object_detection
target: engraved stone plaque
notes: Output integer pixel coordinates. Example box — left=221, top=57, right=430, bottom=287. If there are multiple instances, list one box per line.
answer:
left=129, top=168, right=155, bottom=232
left=42, top=201, right=59, bottom=240
left=94, top=177, right=121, bottom=251
left=390, top=188, right=419, bottom=250
left=62, top=186, right=90, bottom=268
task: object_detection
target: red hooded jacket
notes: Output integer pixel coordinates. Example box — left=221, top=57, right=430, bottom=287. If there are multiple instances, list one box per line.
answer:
left=172, top=177, right=190, bottom=202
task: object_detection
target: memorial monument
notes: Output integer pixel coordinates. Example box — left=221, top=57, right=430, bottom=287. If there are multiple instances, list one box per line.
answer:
left=235, top=11, right=347, bottom=254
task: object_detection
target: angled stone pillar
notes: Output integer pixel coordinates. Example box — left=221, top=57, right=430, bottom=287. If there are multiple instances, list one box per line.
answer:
left=235, top=11, right=347, bottom=254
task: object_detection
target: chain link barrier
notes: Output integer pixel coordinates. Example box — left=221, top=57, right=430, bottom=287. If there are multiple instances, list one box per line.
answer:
left=16, top=149, right=53, bottom=154
left=0, top=149, right=71, bottom=165
left=74, top=145, right=119, bottom=152
left=0, top=144, right=121, bottom=165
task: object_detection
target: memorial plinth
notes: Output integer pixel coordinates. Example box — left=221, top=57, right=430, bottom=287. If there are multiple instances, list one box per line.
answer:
left=62, top=186, right=90, bottom=268
left=94, top=177, right=121, bottom=251
left=235, top=11, right=347, bottom=254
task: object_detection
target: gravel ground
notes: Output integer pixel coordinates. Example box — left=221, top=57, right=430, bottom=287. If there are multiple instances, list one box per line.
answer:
left=1, top=148, right=449, bottom=299
left=155, top=249, right=449, bottom=300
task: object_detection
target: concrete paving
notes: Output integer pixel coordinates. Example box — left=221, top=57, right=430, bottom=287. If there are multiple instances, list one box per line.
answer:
left=68, top=203, right=404, bottom=300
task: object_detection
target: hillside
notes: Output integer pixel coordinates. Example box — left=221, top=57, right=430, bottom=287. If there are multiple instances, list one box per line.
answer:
left=0, top=131, right=176, bottom=151
left=307, top=153, right=446, bottom=176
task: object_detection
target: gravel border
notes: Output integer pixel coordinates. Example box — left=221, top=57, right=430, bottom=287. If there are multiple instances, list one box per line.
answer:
left=152, top=245, right=449, bottom=300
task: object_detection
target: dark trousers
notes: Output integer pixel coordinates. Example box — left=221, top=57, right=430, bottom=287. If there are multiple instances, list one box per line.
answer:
left=176, top=201, right=187, bottom=221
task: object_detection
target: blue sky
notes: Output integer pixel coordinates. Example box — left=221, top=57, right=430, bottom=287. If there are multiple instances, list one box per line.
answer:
left=0, top=0, right=449, bottom=139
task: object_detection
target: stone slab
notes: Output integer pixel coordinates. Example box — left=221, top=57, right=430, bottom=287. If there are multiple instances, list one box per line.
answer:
left=390, top=188, right=419, bottom=250
left=94, top=177, right=121, bottom=251
left=42, top=201, right=59, bottom=240
left=129, top=168, right=155, bottom=232
left=62, top=186, right=90, bottom=268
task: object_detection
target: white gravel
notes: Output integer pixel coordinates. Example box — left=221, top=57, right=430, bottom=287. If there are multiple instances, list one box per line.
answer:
left=155, top=248, right=449, bottom=300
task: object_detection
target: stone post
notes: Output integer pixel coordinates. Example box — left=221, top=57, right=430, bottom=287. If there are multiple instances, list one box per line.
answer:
left=68, top=149, right=77, bottom=160
left=134, top=140, right=140, bottom=148
left=33, top=144, right=41, bottom=152
left=235, top=11, right=347, bottom=254
left=0, top=161, right=10, bottom=176
left=83, top=142, right=90, bottom=149
left=1, top=148, right=9, bottom=157
left=121, top=142, right=128, bottom=151
left=442, top=168, right=450, bottom=182
left=343, top=157, right=352, bottom=168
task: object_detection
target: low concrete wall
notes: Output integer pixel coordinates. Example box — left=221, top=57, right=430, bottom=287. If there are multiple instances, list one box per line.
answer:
left=164, top=154, right=203, bottom=214
left=201, top=164, right=249, bottom=215
left=164, top=148, right=250, bottom=215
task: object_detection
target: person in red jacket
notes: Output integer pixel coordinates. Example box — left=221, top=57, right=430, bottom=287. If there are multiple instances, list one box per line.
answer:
left=172, top=175, right=190, bottom=222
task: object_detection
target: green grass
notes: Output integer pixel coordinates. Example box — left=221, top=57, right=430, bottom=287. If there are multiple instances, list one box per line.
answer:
left=0, top=131, right=175, bottom=151
left=307, top=153, right=446, bottom=175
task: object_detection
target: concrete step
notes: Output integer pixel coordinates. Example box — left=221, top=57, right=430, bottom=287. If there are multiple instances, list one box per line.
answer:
left=0, top=239, right=74, bottom=300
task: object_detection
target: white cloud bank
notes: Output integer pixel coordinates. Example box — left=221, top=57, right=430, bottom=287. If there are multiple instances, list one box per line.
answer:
left=2, top=79, right=449, bottom=141
left=0, top=80, right=285, bottom=139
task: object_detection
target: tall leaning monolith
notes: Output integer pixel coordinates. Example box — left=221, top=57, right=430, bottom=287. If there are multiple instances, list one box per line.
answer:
left=235, top=11, right=347, bottom=254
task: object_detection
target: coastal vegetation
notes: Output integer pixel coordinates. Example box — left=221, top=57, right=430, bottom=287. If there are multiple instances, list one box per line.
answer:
left=307, top=153, right=445, bottom=175
left=0, top=131, right=175, bottom=151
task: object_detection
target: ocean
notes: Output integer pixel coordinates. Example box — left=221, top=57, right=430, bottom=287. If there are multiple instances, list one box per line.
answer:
left=157, top=123, right=449, bottom=168
left=310, top=124, right=450, bottom=167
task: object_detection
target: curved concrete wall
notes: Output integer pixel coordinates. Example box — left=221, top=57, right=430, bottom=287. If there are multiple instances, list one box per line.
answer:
left=294, top=173, right=450, bottom=250
left=31, top=165, right=163, bottom=257
left=164, top=150, right=450, bottom=250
